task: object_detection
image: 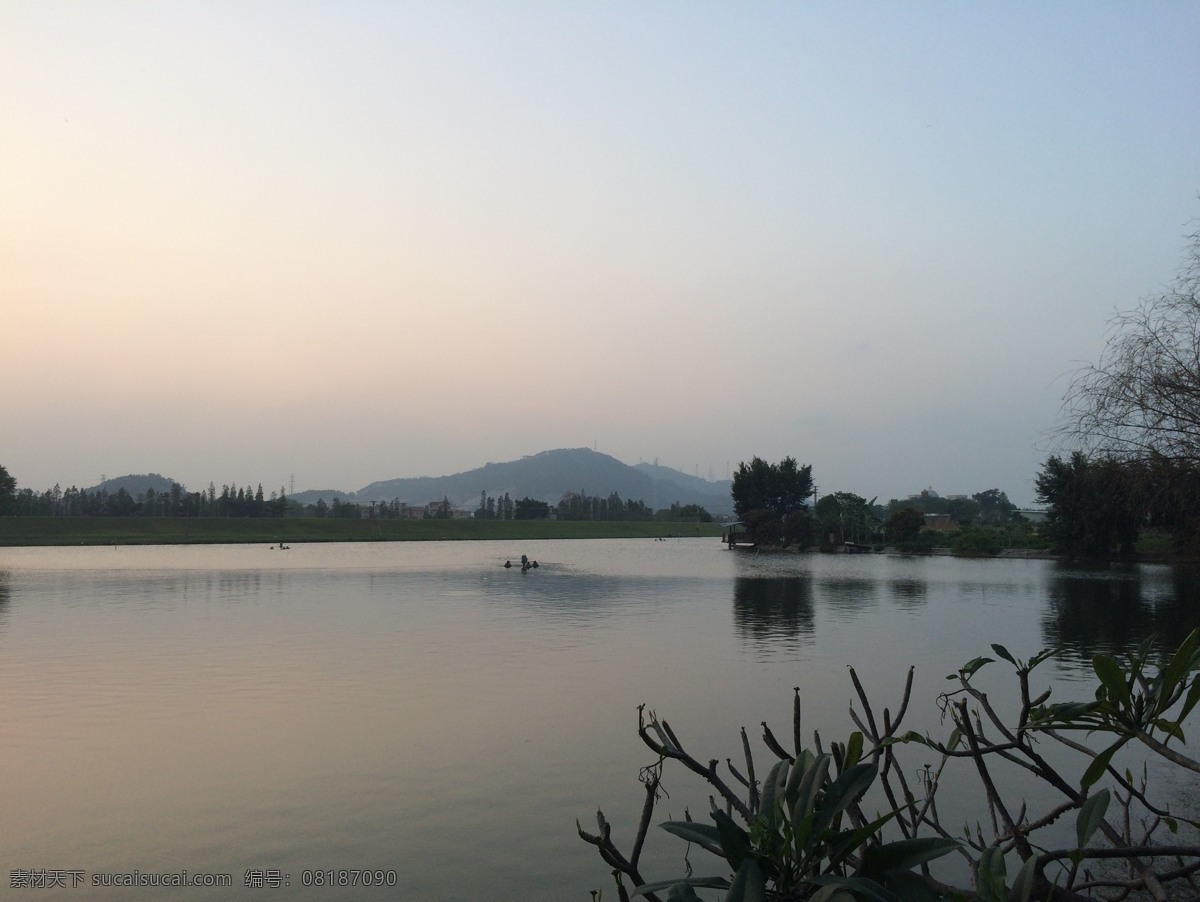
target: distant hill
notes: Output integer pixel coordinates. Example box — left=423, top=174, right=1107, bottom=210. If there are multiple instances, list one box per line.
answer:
left=85, top=473, right=180, bottom=496
left=287, top=489, right=360, bottom=505
left=294, top=448, right=734, bottom=515
left=634, top=460, right=732, bottom=495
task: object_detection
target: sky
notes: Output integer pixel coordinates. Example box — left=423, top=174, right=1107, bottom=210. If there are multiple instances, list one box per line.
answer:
left=3, top=3, right=1198, bottom=508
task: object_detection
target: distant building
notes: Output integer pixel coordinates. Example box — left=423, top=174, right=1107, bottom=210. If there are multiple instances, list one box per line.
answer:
left=922, top=513, right=958, bottom=533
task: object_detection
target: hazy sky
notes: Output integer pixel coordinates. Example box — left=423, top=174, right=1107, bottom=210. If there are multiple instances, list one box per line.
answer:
left=3, top=3, right=1198, bottom=507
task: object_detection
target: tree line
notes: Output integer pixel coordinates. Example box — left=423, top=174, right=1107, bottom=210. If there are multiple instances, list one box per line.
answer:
left=308, top=497, right=453, bottom=519
left=0, top=468, right=720, bottom=525
left=730, top=455, right=1027, bottom=553
left=1036, top=451, right=1200, bottom=560
left=0, top=474, right=288, bottom=518
left=726, top=223, right=1200, bottom=563
left=10, top=217, right=1200, bottom=563
left=1036, top=226, right=1200, bottom=560
left=474, top=489, right=712, bottom=522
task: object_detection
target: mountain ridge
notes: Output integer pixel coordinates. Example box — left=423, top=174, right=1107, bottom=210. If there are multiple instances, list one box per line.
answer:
left=84, top=473, right=179, bottom=496
left=298, top=448, right=733, bottom=514
left=73, top=450, right=735, bottom=515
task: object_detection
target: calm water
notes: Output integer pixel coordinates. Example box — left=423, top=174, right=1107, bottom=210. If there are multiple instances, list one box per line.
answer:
left=2, top=540, right=1198, bottom=900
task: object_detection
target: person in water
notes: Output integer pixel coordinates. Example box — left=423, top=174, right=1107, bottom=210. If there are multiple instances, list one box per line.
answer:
left=504, top=555, right=538, bottom=570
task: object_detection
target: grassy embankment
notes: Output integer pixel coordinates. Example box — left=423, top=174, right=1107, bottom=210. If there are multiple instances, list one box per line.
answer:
left=0, top=517, right=724, bottom=547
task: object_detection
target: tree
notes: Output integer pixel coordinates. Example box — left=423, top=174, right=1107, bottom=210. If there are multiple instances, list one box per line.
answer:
left=513, top=497, right=550, bottom=520
left=731, top=456, right=814, bottom=546
left=0, top=464, right=16, bottom=515
left=815, top=491, right=876, bottom=545
left=1059, top=227, right=1200, bottom=464
left=1036, top=452, right=1143, bottom=560
left=973, top=488, right=1017, bottom=525
left=1142, top=454, right=1200, bottom=556
left=884, top=490, right=981, bottom=525
left=885, top=505, right=924, bottom=544
left=657, top=502, right=713, bottom=523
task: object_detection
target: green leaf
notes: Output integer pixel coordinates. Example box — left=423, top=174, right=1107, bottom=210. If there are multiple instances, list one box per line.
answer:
left=758, top=759, right=789, bottom=830
left=1080, top=738, right=1128, bottom=790
left=1075, top=788, right=1110, bottom=849
left=724, top=857, right=766, bottom=902
left=1177, top=675, right=1200, bottom=724
left=977, top=846, right=1007, bottom=902
left=660, top=821, right=723, bottom=856
left=666, top=884, right=706, bottom=902
left=991, top=643, right=1017, bottom=666
left=811, top=875, right=903, bottom=902
left=1092, top=654, right=1130, bottom=707
left=713, top=809, right=753, bottom=870
left=1151, top=718, right=1186, bottom=744
left=845, top=731, right=864, bottom=769
left=1027, top=646, right=1062, bottom=671
left=631, top=877, right=731, bottom=898
left=959, top=656, right=995, bottom=679
left=1008, top=855, right=1040, bottom=902
left=1157, top=629, right=1200, bottom=711
left=791, top=809, right=819, bottom=863
left=862, top=836, right=960, bottom=875
left=812, top=763, right=877, bottom=840
left=1030, top=701, right=1101, bottom=729
left=826, top=809, right=897, bottom=872
left=791, top=753, right=833, bottom=852
left=785, top=748, right=816, bottom=810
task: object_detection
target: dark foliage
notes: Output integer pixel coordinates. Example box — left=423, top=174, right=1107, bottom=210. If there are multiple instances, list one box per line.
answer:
left=731, top=456, right=814, bottom=546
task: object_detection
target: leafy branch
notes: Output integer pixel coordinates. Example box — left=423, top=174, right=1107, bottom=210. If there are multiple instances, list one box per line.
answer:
left=582, top=632, right=1200, bottom=900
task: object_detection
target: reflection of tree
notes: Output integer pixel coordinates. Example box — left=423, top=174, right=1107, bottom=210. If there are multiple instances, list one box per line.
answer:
left=817, top=576, right=878, bottom=612
left=0, top=570, right=9, bottom=636
left=888, top=578, right=927, bottom=609
left=733, top=577, right=815, bottom=646
left=1041, top=565, right=1200, bottom=665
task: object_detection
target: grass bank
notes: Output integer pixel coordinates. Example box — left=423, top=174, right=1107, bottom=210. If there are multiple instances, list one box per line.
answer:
left=0, top=517, right=724, bottom=547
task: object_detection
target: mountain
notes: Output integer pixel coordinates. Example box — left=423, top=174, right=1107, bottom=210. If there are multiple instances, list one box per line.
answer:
left=295, top=448, right=734, bottom=515
left=85, top=473, right=180, bottom=496
left=287, top=489, right=361, bottom=505
left=634, top=460, right=732, bottom=496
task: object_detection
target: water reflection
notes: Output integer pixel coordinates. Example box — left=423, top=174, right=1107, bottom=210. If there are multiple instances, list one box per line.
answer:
left=1041, top=564, right=1200, bottom=666
left=888, top=578, right=927, bottom=609
left=732, top=576, right=815, bottom=647
left=0, top=569, right=9, bottom=634
left=7, top=543, right=1200, bottom=902
left=816, top=575, right=878, bottom=612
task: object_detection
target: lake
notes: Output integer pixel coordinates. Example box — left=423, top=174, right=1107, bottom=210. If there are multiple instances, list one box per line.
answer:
left=2, top=539, right=1198, bottom=900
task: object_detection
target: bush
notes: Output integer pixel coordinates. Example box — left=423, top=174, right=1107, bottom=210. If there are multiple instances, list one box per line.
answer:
left=951, top=526, right=1004, bottom=557
left=893, top=531, right=936, bottom=554
left=581, top=633, right=1200, bottom=901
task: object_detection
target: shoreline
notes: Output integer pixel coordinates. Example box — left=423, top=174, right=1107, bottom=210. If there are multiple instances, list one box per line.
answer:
left=0, top=516, right=725, bottom=547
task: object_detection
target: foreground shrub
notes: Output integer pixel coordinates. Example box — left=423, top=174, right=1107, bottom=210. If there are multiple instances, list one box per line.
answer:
left=581, top=632, right=1200, bottom=900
